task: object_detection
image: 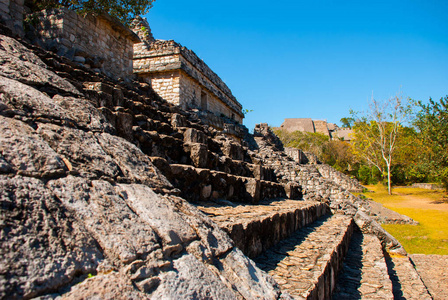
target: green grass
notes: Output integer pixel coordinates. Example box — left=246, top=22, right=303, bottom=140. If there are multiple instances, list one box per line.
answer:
left=364, top=184, right=448, bottom=255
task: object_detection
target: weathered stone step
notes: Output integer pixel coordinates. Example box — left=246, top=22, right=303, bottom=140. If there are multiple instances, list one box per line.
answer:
left=166, top=164, right=302, bottom=203
left=197, top=199, right=328, bottom=258
left=385, top=254, right=432, bottom=300
left=253, top=214, right=355, bottom=300
left=332, top=230, right=394, bottom=300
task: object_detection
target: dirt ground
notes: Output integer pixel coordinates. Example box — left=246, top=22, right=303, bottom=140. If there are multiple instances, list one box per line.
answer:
left=393, top=191, right=448, bottom=211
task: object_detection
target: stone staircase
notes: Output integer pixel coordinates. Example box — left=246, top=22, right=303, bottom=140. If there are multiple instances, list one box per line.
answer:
left=3, top=27, right=433, bottom=299
left=198, top=199, right=328, bottom=258
left=199, top=197, right=431, bottom=299
left=332, top=230, right=394, bottom=299
left=254, top=214, right=354, bottom=300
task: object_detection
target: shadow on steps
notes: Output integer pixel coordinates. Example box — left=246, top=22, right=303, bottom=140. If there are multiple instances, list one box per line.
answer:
left=384, top=253, right=404, bottom=300
left=253, top=214, right=332, bottom=272
left=332, top=229, right=364, bottom=299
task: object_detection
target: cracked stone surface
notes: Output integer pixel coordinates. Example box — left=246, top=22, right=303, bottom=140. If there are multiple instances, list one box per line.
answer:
left=385, top=254, right=432, bottom=300
left=410, top=254, right=446, bottom=300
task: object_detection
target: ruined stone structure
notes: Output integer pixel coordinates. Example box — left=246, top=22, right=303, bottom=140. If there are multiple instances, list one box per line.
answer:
left=2, top=1, right=245, bottom=131
left=334, top=127, right=354, bottom=141
left=284, top=146, right=364, bottom=193
left=0, top=5, right=440, bottom=300
left=132, top=18, right=244, bottom=125
left=281, top=118, right=316, bottom=133
left=279, top=118, right=354, bottom=141
left=30, top=8, right=140, bottom=79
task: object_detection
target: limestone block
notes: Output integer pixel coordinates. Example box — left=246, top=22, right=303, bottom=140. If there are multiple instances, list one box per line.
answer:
left=183, top=127, right=207, bottom=144
left=0, top=175, right=102, bottom=299
left=222, top=141, right=244, bottom=161
left=184, top=142, right=208, bottom=168
left=116, top=183, right=197, bottom=247
left=244, top=177, right=261, bottom=203
left=170, top=113, right=187, bottom=128
left=217, top=247, right=282, bottom=300
left=48, top=176, right=160, bottom=264
left=0, top=116, right=67, bottom=177
left=114, top=110, right=133, bottom=141
left=37, top=123, right=121, bottom=179
left=58, top=271, right=149, bottom=299
left=0, top=36, right=80, bottom=95
left=150, top=254, right=237, bottom=299
left=52, top=95, right=114, bottom=132
left=165, top=194, right=234, bottom=256
left=95, top=132, right=172, bottom=191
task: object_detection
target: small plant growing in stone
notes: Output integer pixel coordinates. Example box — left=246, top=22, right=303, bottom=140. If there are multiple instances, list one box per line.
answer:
left=243, top=108, right=253, bottom=115
left=141, top=25, right=150, bottom=37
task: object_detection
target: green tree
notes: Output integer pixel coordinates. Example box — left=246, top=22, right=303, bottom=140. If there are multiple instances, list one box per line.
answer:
left=350, top=95, right=413, bottom=194
left=414, top=96, right=448, bottom=190
left=273, top=129, right=329, bottom=158
left=274, top=129, right=361, bottom=177
left=340, top=117, right=355, bottom=128
left=321, top=140, right=358, bottom=174
left=27, top=0, right=155, bottom=25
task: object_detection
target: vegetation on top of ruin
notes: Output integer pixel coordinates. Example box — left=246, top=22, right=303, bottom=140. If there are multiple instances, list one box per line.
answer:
left=26, top=0, right=155, bottom=25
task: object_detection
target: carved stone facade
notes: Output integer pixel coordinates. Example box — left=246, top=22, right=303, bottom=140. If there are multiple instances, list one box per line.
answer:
left=133, top=20, right=244, bottom=124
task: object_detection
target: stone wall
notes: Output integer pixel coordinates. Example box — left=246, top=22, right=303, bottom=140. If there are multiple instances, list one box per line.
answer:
left=130, top=16, right=154, bottom=44
left=285, top=147, right=320, bottom=164
left=279, top=118, right=346, bottom=140
left=334, top=128, right=354, bottom=141
left=313, top=120, right=330, bottom=136
left=32, top=8, right=139, bottom=79
left=316, top=164, right=365, bottom=193
left=280, top=118, right=315, bottom=133
left=149, top=71, right=181, bottom=105
left=134, top=39, right=243, bottom=123
left=0, top=0, right=24, bottom=37
left=411, top=183, right=443, bottom=190
left=285, top=147, right=303, bottom=163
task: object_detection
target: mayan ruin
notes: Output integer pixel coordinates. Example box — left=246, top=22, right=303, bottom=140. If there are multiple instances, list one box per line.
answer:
left=279, top=118, right=354, bottom=141
left=0, top=0, right=446, bottom=299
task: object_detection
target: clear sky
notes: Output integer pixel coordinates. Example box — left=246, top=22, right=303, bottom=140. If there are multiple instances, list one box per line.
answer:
left=142, top=0, right=448, bottom=131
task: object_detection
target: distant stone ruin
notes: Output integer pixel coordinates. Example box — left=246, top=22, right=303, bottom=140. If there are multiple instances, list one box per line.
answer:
left=280, top=118, right=354, bottom=141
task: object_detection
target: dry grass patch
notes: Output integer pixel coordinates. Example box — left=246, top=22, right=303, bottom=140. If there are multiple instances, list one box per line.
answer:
left=363, top=184, right=448, bottom=255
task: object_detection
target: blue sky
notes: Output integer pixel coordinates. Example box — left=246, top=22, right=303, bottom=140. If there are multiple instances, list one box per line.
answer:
left=143, top=0, right=448, bottom=131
